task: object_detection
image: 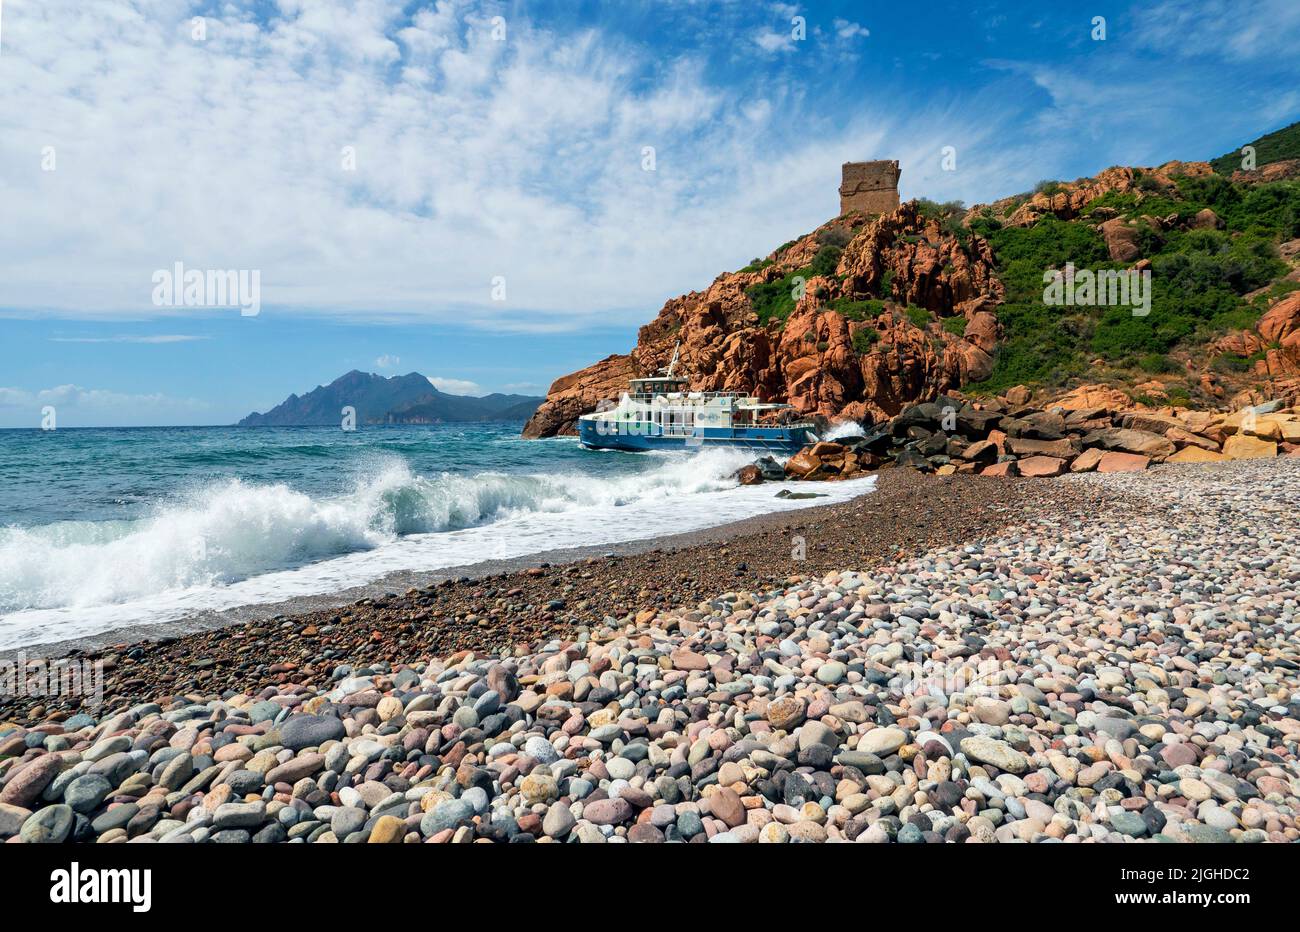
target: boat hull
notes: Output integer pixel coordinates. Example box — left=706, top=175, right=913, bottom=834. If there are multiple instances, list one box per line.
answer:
left=578, top=419, right=814, bottom=456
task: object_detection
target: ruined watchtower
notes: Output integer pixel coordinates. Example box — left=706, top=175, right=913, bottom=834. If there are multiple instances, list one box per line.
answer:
left=839, top=160, right=901, bottom=216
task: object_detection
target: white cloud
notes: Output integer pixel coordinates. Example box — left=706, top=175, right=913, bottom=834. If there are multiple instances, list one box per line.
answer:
left=1135, top=0, right=1300, bottom=63
left=428, top=376, right=483, bottom=396
left=2, top=0, right=1295, bottom=337
left=833, top=19, right=869, bottom=41
left=752, top=30, right=796, bottom=53
left=1, top=1, right=1025, bottom=332
left=374, top=353, right=401, bottom=368
left=0, top=384, right=205, bottom=410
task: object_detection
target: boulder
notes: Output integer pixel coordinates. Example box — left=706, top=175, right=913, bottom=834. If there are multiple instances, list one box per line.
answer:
left=1167, top=446, right=1228, bottom=464
left=1241, top=418, right=1284, bottom=441
left=1222, top=434, right=1278, bottom=459
left=809, top=441, right=846, bottom=458
left=1070, top=447, right=1105, bottom=472
left=1190, top=208, right=1224, bottom=230
left=1018, top=410, right=1067, bottom=439
left=1051, top=383, right=1131, bottom=412
left=784, top=448, right=824, bottom=479
left=1016, top=455, right=1067, bottom=477
left=1098, top=217, right=1142, bottom=262
left=956, top=408, right=1000, bottom=435
left=1120, top=411, right=1184, bottom=435
left=1004, top=385, right=1031, bottom=406
left=753, top=456, right=787, bottom=481
left=1258, top=292, right=1300, bottom=345
left=1164, top=427, right=1219, bottom=451
left=960, top=439, right=999, bottom=465
left=980, top=461, right=1019, bottom=477
left=1006, top=436, right=1081, bottom=459
left=1097, top=451, right=1150, bottom=472
left=1083, top=427, right=1175, bottom=460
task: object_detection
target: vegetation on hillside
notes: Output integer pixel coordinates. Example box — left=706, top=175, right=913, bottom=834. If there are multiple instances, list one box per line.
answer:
left=967, top=174, right=1299, bottom=394
left=744, top=241, right=845, bottom=325
left=1210, top=120, right=1300, bottom=174
left=734, top=134, right=1299, bottom=401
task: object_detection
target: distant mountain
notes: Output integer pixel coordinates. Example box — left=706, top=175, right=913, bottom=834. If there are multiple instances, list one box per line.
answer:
left=238, top=371, right=542, bottom=426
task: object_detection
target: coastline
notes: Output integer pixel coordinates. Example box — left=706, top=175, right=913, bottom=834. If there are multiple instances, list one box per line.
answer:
left=0, top=468, right=1120, bottom=711
left=3, top=459, right=1299, bottom=846
left=0, top=477, right=879, bottom=663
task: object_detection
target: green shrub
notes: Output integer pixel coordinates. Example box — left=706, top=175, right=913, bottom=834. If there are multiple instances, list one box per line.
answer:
left=1212, top=352, right=1263, bottom=373
left=1134, top=171, right=1165, bottom=194
left=1138, top=353, right=1177, bottom=374
left=746, top=273, right=800, bottom=324
left=905, top=305, right=930, bottom=328
left=1252, top=279, right=1300, bottom=310
left=968, top=216, right=1110, bottom=390
left=851, top=328, right=879, bottom=354
left=807, top=245, right=842, bottom=278
left=829, top=297, right=885, bottom=321
left=971, top=202, right=1292, bottom=390
left=817, top=227, right=852, bottom=248
left=943, top=316, right=968, bottom=337
left=1165, top=386, right=1191, bottom=407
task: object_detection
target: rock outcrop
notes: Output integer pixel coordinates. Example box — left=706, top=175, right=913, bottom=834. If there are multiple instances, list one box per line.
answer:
left=970, top=161, right=1215, bottom=229
left=521, top=355, right=635, bottom=439
left=779, top=387, right=1300, bottom=482
left=524, top=202, right=1002, bottom=438
left=524, top=152, right=1300, bottom=441
left=1207, top=290, right=1300, bottom=391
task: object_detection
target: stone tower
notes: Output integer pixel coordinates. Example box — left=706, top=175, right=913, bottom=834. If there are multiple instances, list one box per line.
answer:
left=839, top=160, right=901, bottom=215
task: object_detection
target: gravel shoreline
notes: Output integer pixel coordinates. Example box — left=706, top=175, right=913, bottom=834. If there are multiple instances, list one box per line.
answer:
left=0, top=468, right=1102, bottom=703
left=7, top=461, right=1298, bottom=844
left=1, top=482, right=884, bottom=662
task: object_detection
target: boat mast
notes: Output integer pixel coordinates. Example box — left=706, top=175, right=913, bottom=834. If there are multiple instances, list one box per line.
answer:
left=665, top=342, right=680, bottom=378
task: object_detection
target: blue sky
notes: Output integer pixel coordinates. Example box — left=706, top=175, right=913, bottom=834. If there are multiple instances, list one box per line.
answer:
left=2, top=0, right=1299, bottom=426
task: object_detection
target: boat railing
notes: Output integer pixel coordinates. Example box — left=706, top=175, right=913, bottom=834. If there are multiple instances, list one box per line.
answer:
left=624, top=391, right=744, bottom=402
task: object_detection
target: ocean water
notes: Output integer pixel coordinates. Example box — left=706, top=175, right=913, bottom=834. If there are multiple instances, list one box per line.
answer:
left=0, top=424, right=873, bottom=649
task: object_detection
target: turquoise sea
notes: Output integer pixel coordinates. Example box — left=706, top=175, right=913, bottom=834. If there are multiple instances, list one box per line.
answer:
left=0, top=423, right=872, bottom=649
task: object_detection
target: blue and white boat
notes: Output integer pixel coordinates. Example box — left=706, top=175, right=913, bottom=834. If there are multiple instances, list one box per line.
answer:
left=577, top=346, right=819, bottom=455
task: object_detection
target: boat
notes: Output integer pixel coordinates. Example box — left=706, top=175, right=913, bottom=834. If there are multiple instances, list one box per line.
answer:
left=577, top=345, right=819, bottom=454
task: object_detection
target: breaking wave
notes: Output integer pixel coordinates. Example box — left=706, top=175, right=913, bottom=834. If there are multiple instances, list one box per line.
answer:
left=0, top=449, right=770, bottom=614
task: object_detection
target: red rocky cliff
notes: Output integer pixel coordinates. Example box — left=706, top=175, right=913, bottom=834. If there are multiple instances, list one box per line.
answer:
left=523, top=201, right=1004, bottom=438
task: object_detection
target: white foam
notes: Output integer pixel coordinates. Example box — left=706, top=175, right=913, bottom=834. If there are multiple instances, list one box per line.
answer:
left=822, top=420, right=867, bottom=441
left=0, top=449, right=874, bottom=649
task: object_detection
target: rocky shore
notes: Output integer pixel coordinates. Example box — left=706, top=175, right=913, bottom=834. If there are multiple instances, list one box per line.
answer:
left=3, top=459, right=1298, bottom=844
left=777, top=386, right=1300, bottom=482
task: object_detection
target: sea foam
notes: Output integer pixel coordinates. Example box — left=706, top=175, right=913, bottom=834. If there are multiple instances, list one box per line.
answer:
left=0, top=450, right=874, bottom=648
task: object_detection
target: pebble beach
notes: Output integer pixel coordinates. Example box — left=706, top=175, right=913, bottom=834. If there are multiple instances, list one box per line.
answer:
left=3, top=459, right=1299, bottom=844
